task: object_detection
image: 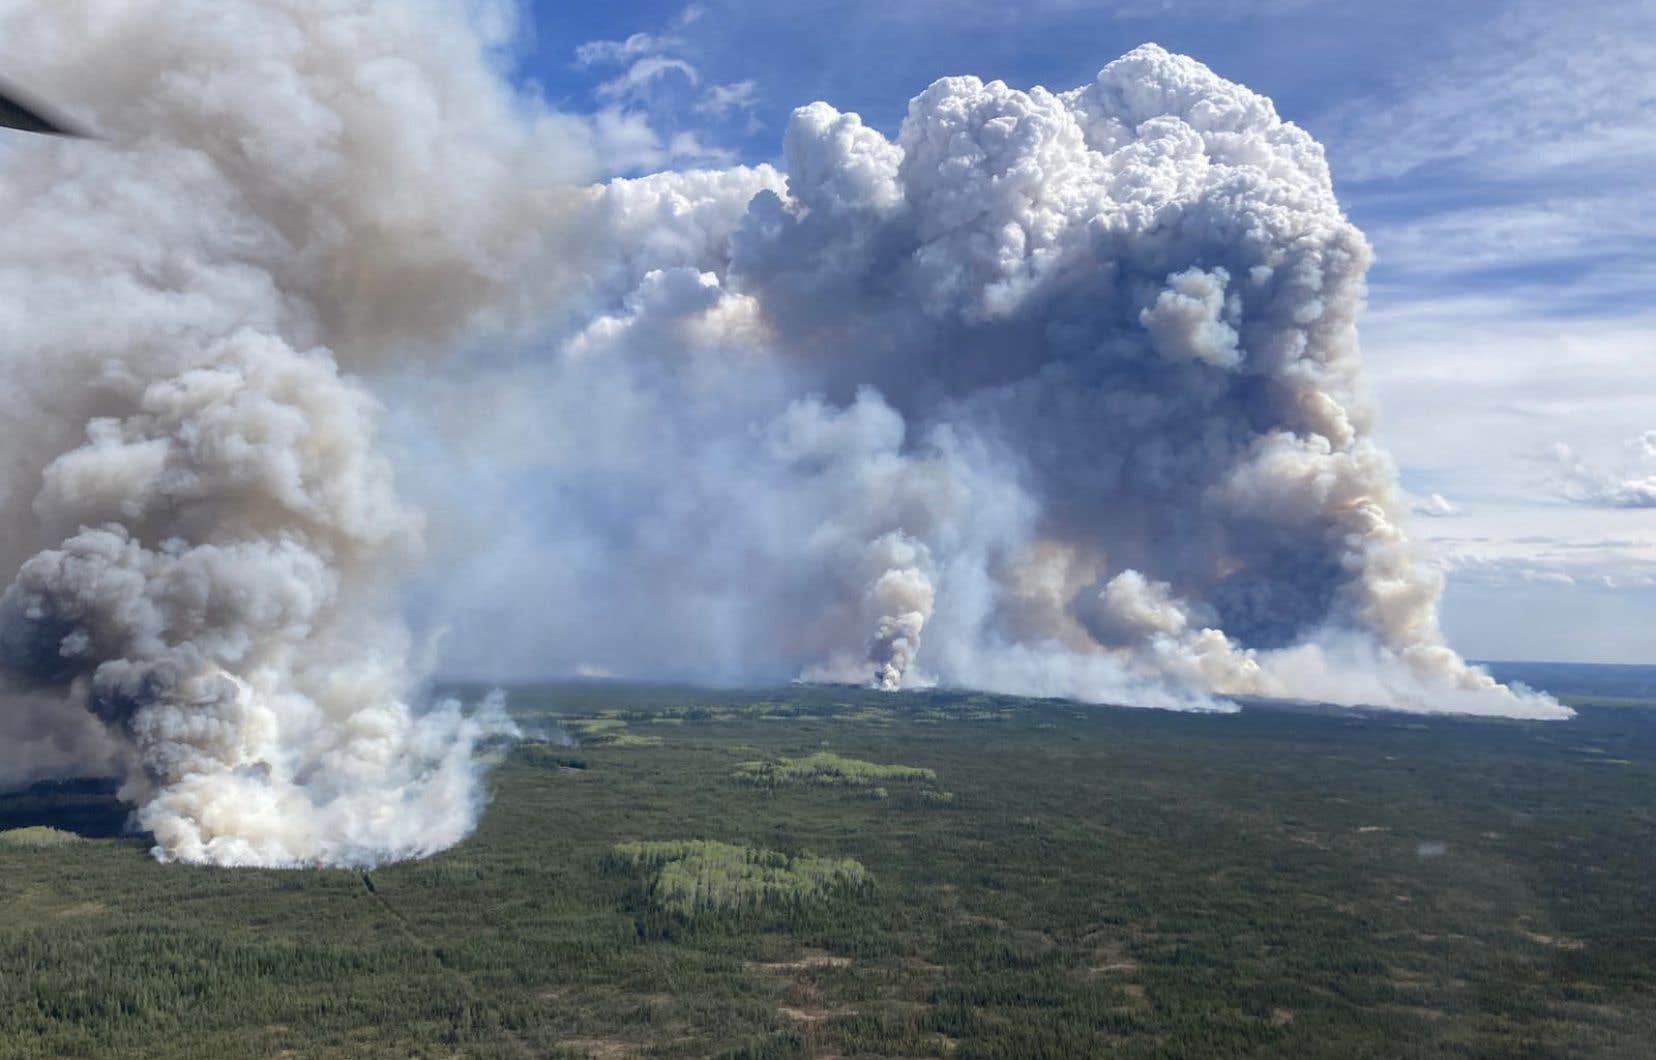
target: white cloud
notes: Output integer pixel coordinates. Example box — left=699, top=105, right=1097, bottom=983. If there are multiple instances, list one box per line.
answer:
left=575, top=32, right=679, bottom=68
left=1327, top=0, right=1656, bottom=344
left=597, top=55, right=701, bottom=101
left=664, top=130, right=736, bottom=166
left=1363, top=297, right=1656, bottom=499
left=571, top=10, right=752, bottom=174
left=850, top=0, right=1332, bottom=27
left=1326, top=2, right=1656, bottom=184
left=585, top=106, right=733, bottom=174
left=1368, top=196, right=1655, bottom=287
left=1411, top=493, right=1459, bottom=518
left=695, top=79, right=760, bottom=118
left=1359, top=291, right=1656, bottom=659
left=1434, top=541, right=1656, bottom=593
left=586, top=106, right=671, bottom=173
left=1546, top=434, right=1656, bottom=509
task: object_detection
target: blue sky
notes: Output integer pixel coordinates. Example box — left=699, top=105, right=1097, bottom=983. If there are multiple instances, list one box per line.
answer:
left=508, top=0, right=1656, bottom=662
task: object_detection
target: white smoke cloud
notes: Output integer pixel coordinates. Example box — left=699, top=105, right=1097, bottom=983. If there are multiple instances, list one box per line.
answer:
left=0, top=0, right=591, bottom=866
left=417, top=43, right=1561, bottom=720
left=1140, top=267, right=1244, bottom=369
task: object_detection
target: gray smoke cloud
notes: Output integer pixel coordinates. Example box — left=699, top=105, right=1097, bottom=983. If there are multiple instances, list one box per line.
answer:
left=419, top=43, right=1565, bottom=720
left=0, top=0, right=592, bottom=865
left=0, top=6, right=1566, bottom=868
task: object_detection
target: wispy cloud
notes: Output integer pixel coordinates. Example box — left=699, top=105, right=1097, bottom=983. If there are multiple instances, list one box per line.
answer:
left=695, top=79, right=759, bottom=118
left=1326, top=2, right=1656, bottom=184
left=586, top=106, right=733, bottom=174
left=596, top=55, right=701, bottom=101
left=1437, top=546, right=1656, bottom=593
left=569, top=6, right=758, bottom=174
left=1368, top=196, right=1654, bottom=283
left=1411, top=493, right=1460, bottom=518
left=1327, top=0, right=1655, bottom=335
left=1546, top=433, right=1656, bottom=509
left=575, top=32, right=682, bottom=69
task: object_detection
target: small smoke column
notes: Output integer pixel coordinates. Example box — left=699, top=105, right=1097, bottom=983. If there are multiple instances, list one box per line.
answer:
left=864, top=533, right=935, bottom=690
left=0, top=0, right=586, bottom=865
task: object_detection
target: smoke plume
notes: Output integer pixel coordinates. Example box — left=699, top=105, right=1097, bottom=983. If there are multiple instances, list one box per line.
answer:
left=421, top=43, right=1564, bottom=720
left=0, top=6, right=1565, bottom=868
left=0, top=0, right=588, bottom=865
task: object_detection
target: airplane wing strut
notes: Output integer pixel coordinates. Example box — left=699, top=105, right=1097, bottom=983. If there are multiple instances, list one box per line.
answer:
left=0, top=79, right=86, bottom=136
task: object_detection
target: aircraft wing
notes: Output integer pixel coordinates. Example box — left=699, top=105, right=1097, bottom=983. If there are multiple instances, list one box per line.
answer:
left=0, top=79, right=86, bottom=136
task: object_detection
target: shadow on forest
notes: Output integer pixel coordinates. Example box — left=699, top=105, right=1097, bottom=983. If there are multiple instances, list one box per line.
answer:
left=0, top=777, right=134, bottom=839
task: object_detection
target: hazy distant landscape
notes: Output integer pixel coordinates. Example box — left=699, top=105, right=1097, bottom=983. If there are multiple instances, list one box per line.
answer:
left=4, top=666, right=1654, bottom=1059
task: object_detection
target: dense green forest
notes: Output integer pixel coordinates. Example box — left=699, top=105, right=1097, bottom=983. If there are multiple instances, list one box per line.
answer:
left=3, top=676, right=1656, bottom=1058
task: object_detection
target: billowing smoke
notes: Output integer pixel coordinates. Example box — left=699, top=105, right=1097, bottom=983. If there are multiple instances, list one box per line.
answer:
left=866, top=549, right=936, bottom=691
left=0, top=0, right=589, bottom=865
left=423, top=44, right=1565, bottom=720
left=0, top=7, right=1566, bottom=868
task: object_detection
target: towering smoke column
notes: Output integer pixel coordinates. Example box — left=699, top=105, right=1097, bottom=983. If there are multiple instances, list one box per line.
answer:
left=438, top=45, right=1564, bottom=719
left=0, top=0, right=585, bottom=865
